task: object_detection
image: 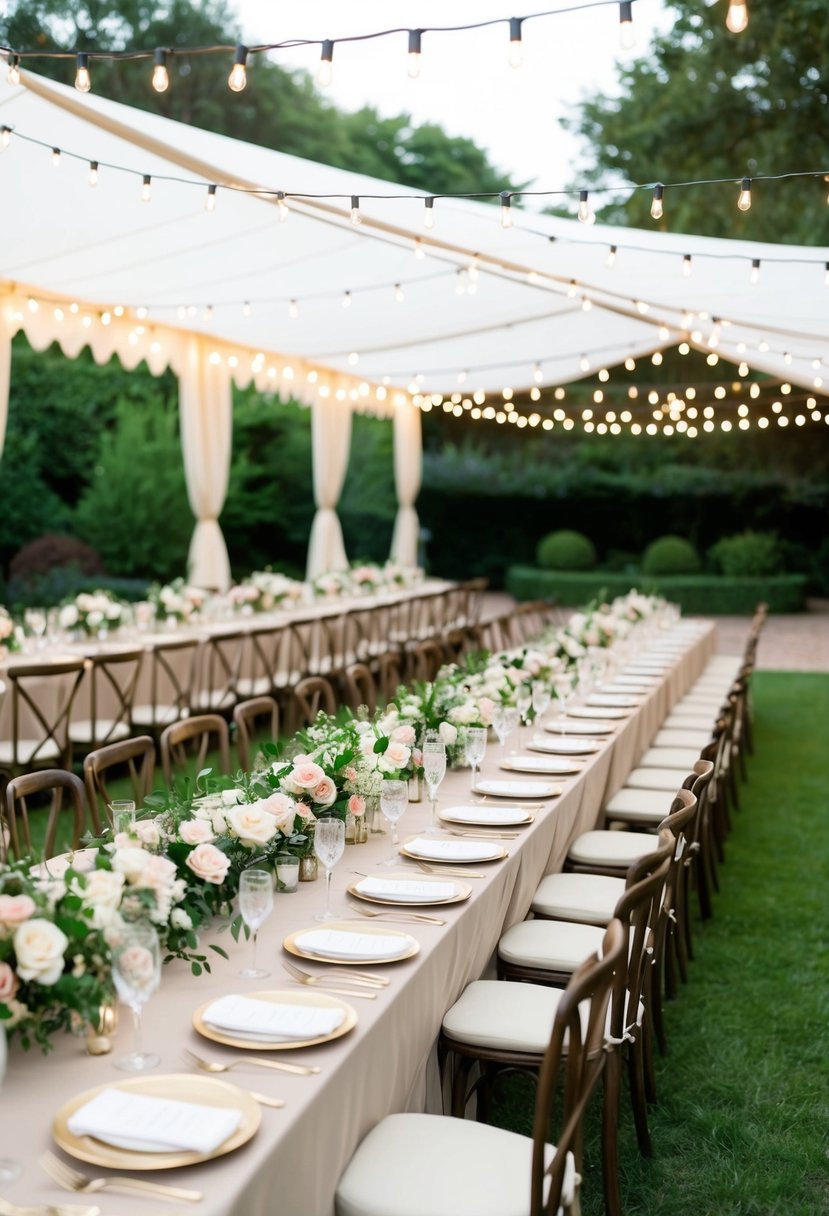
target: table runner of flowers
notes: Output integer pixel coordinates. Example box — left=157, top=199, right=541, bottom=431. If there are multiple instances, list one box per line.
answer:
left=0, top=590, right=665, bottom=1050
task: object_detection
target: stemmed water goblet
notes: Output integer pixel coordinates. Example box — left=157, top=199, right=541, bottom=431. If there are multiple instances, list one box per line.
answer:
left=515, top=688, right=532, bottom=749
left=465, top=726, right=487, bottom=792
left=531, top=680, right=551, bottom=727
left=379, top=779, right=408, bottom=867
left=313, top=817, right=346, bottom=920
left=238, top=867, right=274, bottom=975
left=422, top=739, right=447, bottom=833
left=112, top=919, right=162, bottom=1072
left=23, top=607, right=46, bottom=651
left=553, top=671, right=576, bottom=735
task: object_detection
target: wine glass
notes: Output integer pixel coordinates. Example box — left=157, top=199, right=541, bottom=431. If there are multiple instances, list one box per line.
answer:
left=238, top=868, right=274, bottom=976
left=379, top=779, right=408, bottom=868
left=112, top=919, right=162, bottom=1072
left=515, top=687, right=532, bottom=749
left=532, top=680, right=551, bottom=723
left=0, top=1024, right=21, bottom=1182
left=313, top=817, right=346, bottom=918
left=24, top=607, right=46, bottom=650
left=422, top=739, right=447, bottom=833
left=554, top=672, right=575, bottom=735
left=465, top=726, right=487, bottom=792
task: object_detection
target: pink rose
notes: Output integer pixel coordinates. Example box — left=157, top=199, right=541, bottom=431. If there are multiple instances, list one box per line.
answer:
left=0, top=894, right=36, bottom=927
left=344, top=766, right=358, bottom=782
left=138, top=855, right=178, bottom=890
left=379, top=741, right=411, bottom=773
left=290, top=761, right=326, bottom=790
left=179, top=819, right=215, bottom=845
left=294, top=802, right=314, bottom=821
left=260, top=793, right=296, bottom=819
left=478, top=696, right=496, bottom=726
left=185, top=843, right=231, bottom=885
left=0, top=960, right=19, bottom=1001
left=347, top=795, right=366, bottom=818
left=391, top=724, right=416, bottom=746
left=411, top=748, right=423, bottom=768
left=312, top=776, right=337, bottom=808
left=134, top=819, right=161, bottom=848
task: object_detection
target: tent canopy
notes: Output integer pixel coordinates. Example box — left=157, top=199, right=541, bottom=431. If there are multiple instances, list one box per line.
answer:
left=1, top=71, right=827, bottom=400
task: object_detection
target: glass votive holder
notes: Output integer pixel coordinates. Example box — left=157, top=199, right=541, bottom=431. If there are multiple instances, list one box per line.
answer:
left=109, top=800, right=136, bottom=835
left=275, top=854, right=300, bottom=893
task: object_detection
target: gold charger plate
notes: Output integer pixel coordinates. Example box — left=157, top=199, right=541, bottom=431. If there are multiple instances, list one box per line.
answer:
left=283, top=922, right=420, bottom=965
left=347, top=875, right=472, bottom=907
left=500, top=757, right=581, bottom=776
left=399, top=838, right=508, bottom=864
left=53, top=1073, right=260, bottom=1171
left=194, top=988, right=358, bottom=1051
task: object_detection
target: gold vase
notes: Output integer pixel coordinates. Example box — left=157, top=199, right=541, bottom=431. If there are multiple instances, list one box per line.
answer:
left=345, top=811, right=368, bottom=845
left=86, top=999, right=118, bottom=1056
left=299, top=855, right=318, bottom=882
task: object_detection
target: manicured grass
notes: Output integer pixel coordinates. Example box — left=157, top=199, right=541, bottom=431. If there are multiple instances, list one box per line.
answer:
left=494, top=672, right=829, bottom=1216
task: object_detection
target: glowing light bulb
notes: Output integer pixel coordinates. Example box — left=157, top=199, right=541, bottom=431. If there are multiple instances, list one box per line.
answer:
left=577, top=190, right=594, bottom=224
left=394, top=283, right=405, bottom=303
left=682, top=254, right=692, bottom=277
left=414, top=239, right=426, bottom=260
left=737, top=177, right=752, bottom=211
left=276, top=191, right=289, bottom=223
left=533, top=363, right=543, bottom=384
left=750, top=258, right=760, bottom=284
left=228, top=45, right=248, bottom=92
left=619, top=2, right=635, bottom=48
left=650, top=183, right=664, bottom=220
left=7, top=55, right=20, bottom=86
left=317, top=40, right=334, bottom=87
left=288, top=299, right=299, bottom=318
left=342, top=291, right=352, bottom=309
left=51, top=147, right=61, bottom=168
left=75, top=52, right=91, bottom=93
left=726, top=0, right=749, bottom=33
left=423, top=197, right=435, bottom=229
left=500, top=191, right=513, bottom=228
left=205, top=184, right=217, bottom=212
left=152, top=48, right=169, bottom=93
left=0, top=125, right=11, bottom=150
left=606, top=245, right=617, bottom=268
left=508, top=17, right=523, bottom=68
left=824, top=261, right=829, bottom=286
left=242, top=301, right=252, bottom=317
left=350, top=195, right=362, bottom=226
left=579, top=355, right=590, bottom=373
left=407, top=29, right=422, bottom=78
left=141, top=174, right=152, bottom=202
left=88, top=160, right=98, bottom=186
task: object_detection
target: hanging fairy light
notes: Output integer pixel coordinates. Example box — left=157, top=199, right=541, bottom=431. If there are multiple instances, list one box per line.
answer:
left=508, top=17, right=523, bottom=67
left=51, top=146, right=60, bottom=168
left=342, top=290, right=352, bottom=308
left=394, top=283, right=405, bottom=303
left=682, top=254, right=692, bottom=277
left=407, top=30, right=422, bottom=78
left=726, top=0, right=749, bottom=33
left=205, top=184, right=217, bottom=212
left=422, top=196, right=436, bottom=229
left=0, top=126, right=10, bottom=150
left=618, top=2, right=635, bottom=49
left=577, top=189, right=594, bottom=224
left=74, top=52, right=91, bottom=93
left=350, top=195, right=362, bottom=225
left=288, top=299, right=299, bottom=318
left=141, top=174, right=152, bottom=202
left=317, top=40, right=334, bottom=87
left=750, top=258, right=761, bottom=284
left=737, top=177, right=752, bottom=211
left=650, top=183, right=664, bottom=220
left=500, top=191, right=513, bottom=228
left=276, top=191, right=289, bottom=222
left=7, top=55, right=20, bottom=86
left=228, top=45, right=248, bottom=92
left=88, top=159, right=98, bottom=186
left=606, top=245, right=617, bottom=268
left=152, top=48, right=170, bottom=93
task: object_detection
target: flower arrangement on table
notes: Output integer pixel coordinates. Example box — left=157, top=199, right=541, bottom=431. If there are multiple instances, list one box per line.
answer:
left=228, top=570, right=305, bottom=614
left=58, top=590, right=125, bottom=637
left=0, top=605, right=22, bottom=659
left=148, top=578, right=210, bottom=624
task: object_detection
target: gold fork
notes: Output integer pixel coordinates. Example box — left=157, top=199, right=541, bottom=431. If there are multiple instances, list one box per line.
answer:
left=282, top=958, right=387, bottom=988
left=40, top=1152, right=202, bottom=1203
left=345, top=901, right=446, bottom=926
left=182, top=1046, right=320, bottom=1076
left=280, top=961, right=378, bottom=998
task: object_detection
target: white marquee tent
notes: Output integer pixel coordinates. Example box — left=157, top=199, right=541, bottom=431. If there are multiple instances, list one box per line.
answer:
left=1, top=72, right=827, bottom=586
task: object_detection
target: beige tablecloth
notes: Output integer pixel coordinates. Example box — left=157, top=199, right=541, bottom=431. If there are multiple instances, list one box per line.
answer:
left=1, top=621, right=715, bottom=1215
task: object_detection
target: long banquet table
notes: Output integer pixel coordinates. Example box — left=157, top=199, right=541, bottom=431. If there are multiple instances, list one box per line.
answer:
left=1, top=620, right=716, bottom=1216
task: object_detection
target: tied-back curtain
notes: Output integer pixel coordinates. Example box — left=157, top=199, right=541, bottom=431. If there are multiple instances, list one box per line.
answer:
left=0, top=309, right=11, bottom=462
left=178, top=335, right=232, bottom=591
left=306, top=397, right=353, bottom=579
left=390, top=401, right=422, bottom=567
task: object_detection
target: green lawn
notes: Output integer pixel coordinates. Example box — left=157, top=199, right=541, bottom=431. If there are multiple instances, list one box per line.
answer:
left=494, top=672, right=829, bottom=1216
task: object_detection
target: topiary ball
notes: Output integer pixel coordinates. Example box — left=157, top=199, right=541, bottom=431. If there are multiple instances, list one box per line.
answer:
left=536, top=529, right=597, bottom=571
left=642, top=535, right=701, bottom=576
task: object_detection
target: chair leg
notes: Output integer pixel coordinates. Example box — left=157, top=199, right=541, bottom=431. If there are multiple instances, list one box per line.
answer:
left=602, top=1052, right=623, bottom=1216
left=627, top=1039, right=652, bottom=1157
left=648, top=959, right=668, bottom=1057
left=642, top=1013, right=658, bottom=1105
left=449, top=1053, right=476, bottom=1119
left=694, top=833, right=714, bottom=920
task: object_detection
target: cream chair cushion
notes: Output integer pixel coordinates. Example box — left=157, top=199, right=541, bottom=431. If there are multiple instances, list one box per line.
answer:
left=638, top=746, right=700, bottom=769
left=0, top=738, right=61, bottom=764
left=661, top=713, right=714, bottom=731
left=498, top=919, right=605, bottom=972
left=651, top=728, right=711, bottom=749
left=567, top=829, right=659, bottom=867
left=68, top=719, right=131, bottom=745
left=532, top=872, right=624, bottom=923
left=442, top=979, right=566, bottom=1052
left=625, top=766, right=688, bottom=791
left=336, top=1112, right=572, bottom=1216
left=604, top=787, right=671, bottom=820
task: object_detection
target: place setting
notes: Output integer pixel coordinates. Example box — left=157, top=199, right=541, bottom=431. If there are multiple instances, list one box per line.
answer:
left=525, top=734, right=601, bottom=756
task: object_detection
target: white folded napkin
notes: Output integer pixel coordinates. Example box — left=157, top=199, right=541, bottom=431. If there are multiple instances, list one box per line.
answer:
left=67, top=1087, right=243, bottom=1154
left=503, top=756, right=575, bottom=773
left=443, top=805, right=528, bottom=825
left=356, top=877, right=456, bottom=902
left=203, top=993, right=344, bottom=1040
left=294, top=928, right=407, bottom=960
left=568, top=707, right=629, bottom=720
left=406, top=837, right=501, bottom=861
left=474, top=779, right=556, bottom=797
left=587, top=694, right=639, bottom=707
left=544, top=719, right=614, bottom=735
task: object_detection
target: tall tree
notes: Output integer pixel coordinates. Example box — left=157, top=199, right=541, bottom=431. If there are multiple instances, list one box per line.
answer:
left=563, top=0, right=829, bottom=242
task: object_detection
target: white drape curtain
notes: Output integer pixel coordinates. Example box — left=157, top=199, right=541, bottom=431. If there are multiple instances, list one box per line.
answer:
left=390, top=402, right=422, bottom=567
left=0, top=309, right=11, bottom=462
left=306, top=397, right=352, bottom=579
left=178, top=335, right=232, bottom=591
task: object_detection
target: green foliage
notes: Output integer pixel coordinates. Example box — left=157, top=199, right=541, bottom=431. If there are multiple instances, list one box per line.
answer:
left=536, top=529, right=597, bottom=571
left=709, top=530, right=783, bottom=577
left=73, top=396, right=192, bottom=581
left=642, top=535, right=701, bottom=576
left=562, top=0, right=829, bottom=242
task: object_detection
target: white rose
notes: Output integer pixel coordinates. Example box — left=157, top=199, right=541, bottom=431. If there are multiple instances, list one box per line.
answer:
left=133, top=819, right=161, bottom=848
left=171, top=908, right=193, bottom=931
left=13, top=918, right=69, bottom=986
left=438, top=722, right=458, bottom=746
left=59, top=604, right=78, bottom=629
left=225, top=804, right=279, bottom=847
left=379, top=741, right=411, bottom=772
left=111, top=846, right=153, bottom=884
left=79, top=869, right=125, bottom=913
left=86, top=610, right=104, bottom=629
left=221, top=788, right=244, bottom=806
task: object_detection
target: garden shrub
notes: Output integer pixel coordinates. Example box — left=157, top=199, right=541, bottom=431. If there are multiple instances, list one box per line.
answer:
left=642, top=535, right=701, bottom=576
left=709, top=530, right=782, bottom=578
left=9, top=533, right=103, bottom=583
left=536, top=529, right=597, bottom=571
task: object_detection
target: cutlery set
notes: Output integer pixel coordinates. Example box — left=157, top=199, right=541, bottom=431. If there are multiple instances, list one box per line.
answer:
left=40, top=1152, right=203, bottom=1203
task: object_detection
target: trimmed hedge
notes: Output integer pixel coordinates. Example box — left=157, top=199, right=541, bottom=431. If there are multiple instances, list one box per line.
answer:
left=506, top=565, right=808, bottom=614
left=642, top=535, right=701, bottom=576
left=536, top=530, right=597, bottom=571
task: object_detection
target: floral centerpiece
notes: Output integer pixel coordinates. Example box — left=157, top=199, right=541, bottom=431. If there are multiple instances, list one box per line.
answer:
left=227, top=570, right=304, bottom=614
left=58, top=591, right=124, bottom=637
left=312, top=570, right=352, bottom=600
left=348, top=563, right=385, bottom=594
left=0, top=606, right=22, bottom=659
left=148, top=578, right=209, bottom=624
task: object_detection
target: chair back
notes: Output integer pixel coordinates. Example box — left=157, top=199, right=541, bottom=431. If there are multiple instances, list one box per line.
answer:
left=160, top=714, right=231, bottom=786
left=531, top=918, right=625, bottom=1216
left=292, top=677, right=337, bottom=729
left=83, top=735, right=156, bottom=833
left=74, top=646, right=144, bottom=750
left=4, top=768, right=88, bottom=861
left=4, top=658, right=87, bottom=771
left=611, top=840, right=673, bottom=1046
left=377, top=652, right=404, bottom=705
left=410, top=639, right=446, bottom=683
left=242, top=624, right=285, bottom=698
left=133, top=635, right=199, bottom=730
left=196, top=628, right=246, bottom=713
left=341, top=664, right=377, bottom=716
left=233, top=696, right=279, bottom=772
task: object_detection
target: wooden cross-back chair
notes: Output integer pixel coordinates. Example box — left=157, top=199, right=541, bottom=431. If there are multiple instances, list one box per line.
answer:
left=233, top=696, right=279, bottom=773
left=3, top=768, right=88, bottom=862
left=160, top=714, right=231, bottom=786
left=341, top=663, right=377, bottom=716
left=130, top=635, right=200, bottom=733
left=194, top=628, right=247, bottom=714
left=377, top=652, right=404, bottom=706
left=68, top=646, right=144, bottom=761
left=292, top=676, right=337, bottom=731
left=0, top=658, right=86, bottom=785
left=236, top=623, right=285, bottom=700
left=83, top=735, right=157, bottom=834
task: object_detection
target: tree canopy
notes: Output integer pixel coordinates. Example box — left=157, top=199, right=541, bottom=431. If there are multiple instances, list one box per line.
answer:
left=563, top=0, right=829, bottom=242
